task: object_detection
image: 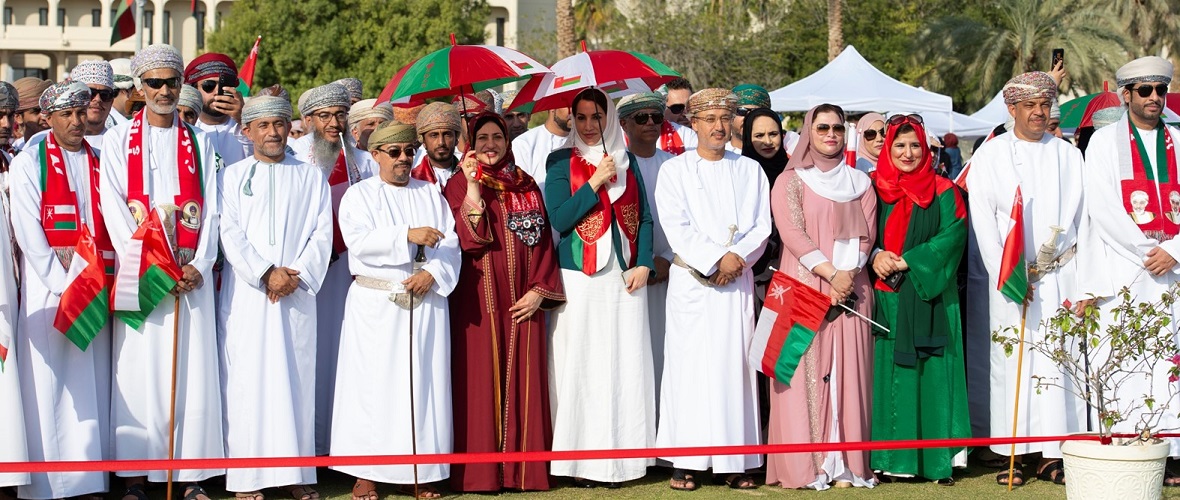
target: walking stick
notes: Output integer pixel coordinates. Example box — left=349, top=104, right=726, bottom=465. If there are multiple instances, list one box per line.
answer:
left=408, top=245, right=426, bottom=498
left=1006, top=300, right=1030, bottom=491
left=166, top=295, right=182, bottom=500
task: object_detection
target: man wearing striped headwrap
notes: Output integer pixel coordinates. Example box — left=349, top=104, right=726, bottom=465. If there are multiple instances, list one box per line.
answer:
left=183, top=52, right=251, bottom=166
left=9, top=80, right=112, bottom=500
left=217, top=95, right=332, bottom=500
left=0, top=81, right=18, bottom=166
left=347, top=98, right=393, bottom=151
left=11, top=77, right=52, bottom=151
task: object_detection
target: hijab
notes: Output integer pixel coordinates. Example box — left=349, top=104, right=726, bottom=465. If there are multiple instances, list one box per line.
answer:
left=740, top=107, right=789, bottom=182
left=467, top=112, right=546, bottom=246
left=787, top=105, right=871, bottom=203
left=561, top=88, right=631, bottom=202
left=855, top=112, right=886, bottom=166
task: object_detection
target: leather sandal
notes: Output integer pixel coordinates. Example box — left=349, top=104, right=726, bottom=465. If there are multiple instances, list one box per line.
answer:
left=1036, top=460, right=1065, bottom=485
left=669, top=469, right=698, bottom=491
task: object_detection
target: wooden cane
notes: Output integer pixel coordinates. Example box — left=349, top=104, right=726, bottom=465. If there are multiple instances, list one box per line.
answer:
left=1006, top=300, right=1030, bottom=491
left=407, top=262, right=421, bottom=500
left=166, top=295, right=181, bottom=500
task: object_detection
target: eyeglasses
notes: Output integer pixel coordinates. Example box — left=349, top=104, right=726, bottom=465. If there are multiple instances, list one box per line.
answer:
left=814, top=123, right=846, bottom=135
left=313, top=111, right=348, bottom=123
left=667, top=104, right=686, bottom=115
left=1132, top=84, right=1169, bottom=98
left=888, top=113, right=924, bottom=126
left=862, top=128, right=885, bottom=141
left=632, top=112, right=664, bottom=125
left=142, top=77, right=181, bottom=90
left=89, top=88, right=119, bottom=102
left=736, top=107, right=755, bottom=117
left=378, top=145, right=416, bottom=158
left=694, top=114, right=734, bottom=126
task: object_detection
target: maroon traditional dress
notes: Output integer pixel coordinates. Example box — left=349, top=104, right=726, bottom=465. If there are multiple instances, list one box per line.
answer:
left=443, top=115, right=564, bottom=492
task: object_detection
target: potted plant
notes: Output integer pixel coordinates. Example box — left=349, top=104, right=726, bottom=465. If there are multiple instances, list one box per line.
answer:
left=993, top=284, right=1180, bottom=500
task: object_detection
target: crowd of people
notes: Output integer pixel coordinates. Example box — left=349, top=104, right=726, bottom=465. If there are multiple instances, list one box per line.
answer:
left=0, top=40, right=1176, bottom=500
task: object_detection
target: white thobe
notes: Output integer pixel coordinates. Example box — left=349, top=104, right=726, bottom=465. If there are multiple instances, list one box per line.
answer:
left=631, top=148, right=674, bottom=411
left=330, top=177, right=460, bottom=484
left=966, top=132, right=1086, bottom=459
left=288, top=132, right=377, bottom=455
left=659, top=122, right=698, bottom=156
left=10, top=145, right=109, bottom=498
left=1082, top=117, right=1180, bottom=455
left=194, top=117, right=252, bottom=167
left=100, top=120, right=225, bottom=481
left=0, top=190, right=30, bottom=491
left=512, top=124, right=567, bottom=196
left=653, top=150, right=770, bottom=473
left=218, top=155, right=333, bottom=491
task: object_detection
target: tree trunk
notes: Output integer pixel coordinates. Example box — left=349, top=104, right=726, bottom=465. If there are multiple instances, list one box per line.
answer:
left=557, top=0, right=577, bottom=59
left=827, top=0, right=843, bottom=61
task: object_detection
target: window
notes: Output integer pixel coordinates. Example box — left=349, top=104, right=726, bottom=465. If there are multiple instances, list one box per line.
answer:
left=13, top=68, right=49, bottom=80
left=57, top=8, right=65, bottom=27
left=110, top=9, right=117, bottom=27
left=92, top=9, right=102, bottom=27
left=143, top=10, right=153, bottom=44
left=163, top=11, right=170, bottom=44
left=196, top=11, right=205, bottom=49
left=38, top=8, right=47, bottom=26
left=3, top=7, right=12, bottom=27
left=495, top=17, right=505, bottom=46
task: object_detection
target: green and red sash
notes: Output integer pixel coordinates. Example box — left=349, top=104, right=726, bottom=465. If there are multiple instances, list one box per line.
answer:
left=40, top=133, right=115, bottom=276
left=1121, top=121, right=1180, bottom=240
left=125, top=110, right=204, bottom=265
left=568, top=149, right=640, bottom=275
left=659, top=121, right=685, bottom=156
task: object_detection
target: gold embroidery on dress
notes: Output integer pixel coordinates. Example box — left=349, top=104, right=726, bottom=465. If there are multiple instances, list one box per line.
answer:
left=576, top=211, right=605, bottom=242
left=621, top=203, right=640, bottom=236
left=785, top=171, right=825, bottom=472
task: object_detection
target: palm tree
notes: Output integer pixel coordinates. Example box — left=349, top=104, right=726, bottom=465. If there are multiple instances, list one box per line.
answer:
left=912, top=0, right=1132, bottom=110
left=574, top=0, right=621, bottom=48
left=557, top=0, right=576, bottom=59
left=827, top=0, right=842, bottom=61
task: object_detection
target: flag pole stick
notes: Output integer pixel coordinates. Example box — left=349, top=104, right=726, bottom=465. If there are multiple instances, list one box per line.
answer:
left=166, top=294, right=181, bottom=500
left=1006, top=300, right=1030, bottom=491
left=408, top=267, right=420, bottom=499
left=837, top=303, right=890, bottom=332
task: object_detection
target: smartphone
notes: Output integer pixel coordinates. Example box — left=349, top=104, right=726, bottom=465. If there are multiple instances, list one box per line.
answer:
left=217, top=75, right=239, bottom=96
left=1052, top=48, right=1065, bottom=69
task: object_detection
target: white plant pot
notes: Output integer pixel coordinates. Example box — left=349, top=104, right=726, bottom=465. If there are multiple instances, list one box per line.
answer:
left=1060, top=437, right=1169, bottom=500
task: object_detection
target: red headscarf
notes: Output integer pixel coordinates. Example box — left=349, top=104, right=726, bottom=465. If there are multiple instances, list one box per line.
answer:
left=873, top=116, right=937, bottom=255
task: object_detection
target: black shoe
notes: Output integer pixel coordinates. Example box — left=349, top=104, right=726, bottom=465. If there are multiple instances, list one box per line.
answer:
left=571, top=478, right=598, bottom=488
left=604, top=482, right=622, bottom=489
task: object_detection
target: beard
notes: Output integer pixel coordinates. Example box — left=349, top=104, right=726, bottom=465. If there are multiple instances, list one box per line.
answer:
left=202, top=100, right=225, bottom=119
left=147, top=101, right=178, bottom=116
left=311, top=131, right=342, bottom=174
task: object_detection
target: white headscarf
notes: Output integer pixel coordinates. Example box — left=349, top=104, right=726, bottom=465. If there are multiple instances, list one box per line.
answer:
left=561, top=88, right=632, bottom=202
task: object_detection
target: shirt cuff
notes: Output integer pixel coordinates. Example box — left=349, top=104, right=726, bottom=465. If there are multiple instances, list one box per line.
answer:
left=799, top=250, right=827, bottom=272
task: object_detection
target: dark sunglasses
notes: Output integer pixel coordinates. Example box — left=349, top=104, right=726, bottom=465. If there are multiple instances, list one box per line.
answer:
left=815, top=123, right=846, bottom=135
left=180, top=109, right=198, bottom=122
left=736, top=107, right=755, bottom=117
left=632, top=112, right=664, bottom=125
left=142, top=77, right=181, bottom=90
left=89, top=88, right=118, bottom=102
left=667, top=104, right=685, bottom=115
left=379, top=145, right=416, bottom=158
left=888, top=113, right=924, bottom=126
left=199, top=76, right=241, bottom=94
left=862, top=128, right=885, bottom=141
left=1132, top=84, right=1169, bottom=98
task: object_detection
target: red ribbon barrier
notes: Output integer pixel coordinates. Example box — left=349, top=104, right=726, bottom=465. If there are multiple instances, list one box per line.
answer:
left=7, top=434, right=1177, bottom=473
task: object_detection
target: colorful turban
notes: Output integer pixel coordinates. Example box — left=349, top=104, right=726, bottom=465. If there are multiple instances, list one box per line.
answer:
left=109, top=58, right=135, bottom=89
left=39, top=81, right=92, bottom=113
left=348, top=99, right=394, bottom=129
left=14, top=77, right=52, bottom=112
left=0, top=82, right=17, bottom=112
left=616, top=92, right=666, bottom=119
left=1116, top=56, right=1173, bottom=87
left=732, top=84, right=770, bottom=108
left=184, top=53, right=237, bottom=85
left=1001, top=71, right=1057, bottom=105
left=70, top=60, right=114, bottom=88
left=417, top=102, right=462, bottom=134
left=256, top=84, right=290, bottom=102
left=1092, top=107, right=1124, bottom=129
left=452, top=90, right=493, bottom=114
left=332, top=78, right=363, bottom=101
left=1050, top=100, right=1061, bottom=120
left=486, top=89, right=504, bottom=115
left=178, top=84, right=203, bottom=112
left=241, top=95, right=293, bottom=124
left=131, top=44, right=184, bottom=78
left=368, top=122, right=417, bottom=149
left=393, top=103, right=425, bottom=126
left=298, top=83, right=351, bottom=117
left=687, top=88, right=738, bottom=116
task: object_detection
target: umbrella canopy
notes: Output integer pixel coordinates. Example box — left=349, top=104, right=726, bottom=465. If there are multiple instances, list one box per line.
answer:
left=508, top=43, right=680, bottom=113
left=375, top=35, right=550, bottom=105
left=1062, top=91, right=1180, bottom=129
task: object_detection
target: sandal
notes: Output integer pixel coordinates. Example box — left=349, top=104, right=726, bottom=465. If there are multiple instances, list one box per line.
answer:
left=1165, top=470, right=1180, bottom=487
left=352, top=479, right=379, bottom=500
left=395, top=484, right=441, bottom=499
left=284, top=486, right=319, bottom=500
left=184, top=484, right=212, bottom=500
left=235, top=493, right=265, bottom=500
left=669, top=468, right=698, bottom=491
left=935, top=477, right=955, bottom=486
left=996, top=469, right=1024, bottom=486
left=1036, top=460, right=1065, bottom=485
left=719, top=473, right=757, bottom=489
left=122, top=483, right=149, bottom=500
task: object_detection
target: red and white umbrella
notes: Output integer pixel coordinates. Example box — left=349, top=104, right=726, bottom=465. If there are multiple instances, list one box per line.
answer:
left=508, top=42, right=681, bottom=113
left=376, top=34, right=551, bottom=106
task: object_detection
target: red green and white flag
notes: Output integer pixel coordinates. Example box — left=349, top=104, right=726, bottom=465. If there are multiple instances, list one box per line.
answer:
left=53, top=226, right=110, bottom=351
left=110, top=0, right=135, bottom=45
left=112, top=209, right=182, bottom=329
left=236, top=36, right=262, bottom=97
left=748, top=270, right=831, bottom=385
left=998, top=186, right=1028, bottom=303
left=0, top=331, right=10, bottom=372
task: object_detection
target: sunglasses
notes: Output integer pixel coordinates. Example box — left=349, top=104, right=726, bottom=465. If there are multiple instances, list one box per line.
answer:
left=736, top=107, right=756, bottom=117
left=632, top=112, right=664, bottom=125
left=814, top=123, right=846, bottom=135
left=180, top=109, right=198, bottom=122
left=89, top=88, right=119, bottom=103
left=142, top=77, right=181, bottom=90
left=667, top=104, right=686, bottom=115
left=378, top=145, right=416, bottom=158
left=1132, top=84, right=1169, bottom=98
left=862, top=128, right=885, bottom=141
left=888, top=113, right=924, bottom=126
left=199, top=76, right=241, bottom=94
